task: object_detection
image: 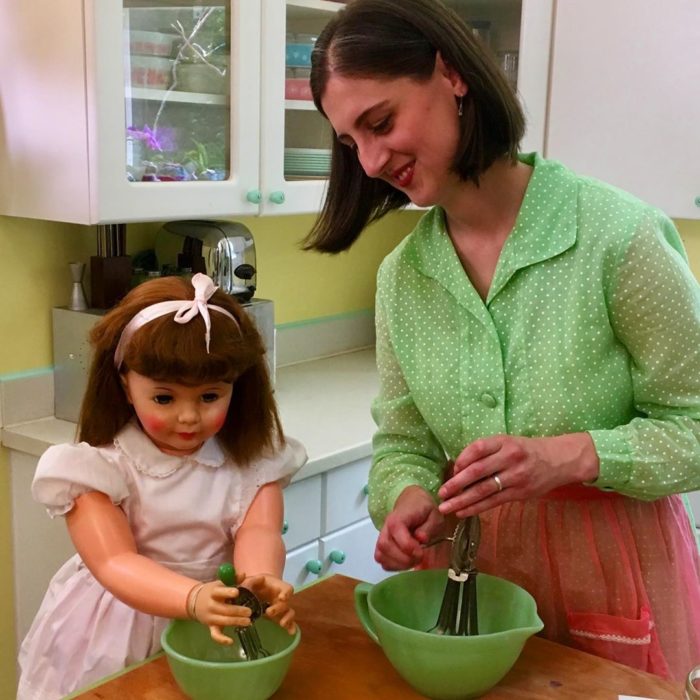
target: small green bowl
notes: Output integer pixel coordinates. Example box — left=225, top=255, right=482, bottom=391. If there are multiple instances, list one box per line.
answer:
left=355, top=569, right=543, bottom=700
left=161, top=618, right=300, bottom=700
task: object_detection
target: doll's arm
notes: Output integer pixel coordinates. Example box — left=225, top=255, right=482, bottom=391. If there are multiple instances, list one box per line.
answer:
left=233, top=481, right=286, bottom=576
left=232, top=481, right=296, bottom=632
left=66, top=491, right=248, bottom=627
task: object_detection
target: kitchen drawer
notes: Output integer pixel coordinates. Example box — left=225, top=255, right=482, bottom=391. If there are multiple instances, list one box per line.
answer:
left=320, top=517, right=391, bottom=585
left=282, top=475, right=322, bottom=550
left=284, top=541, right=322, bottom=590
left=323, top=457, right=371, bottom=534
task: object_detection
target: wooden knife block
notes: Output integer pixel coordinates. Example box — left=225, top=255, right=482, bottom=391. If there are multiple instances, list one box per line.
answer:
left=90, top=256, right=132, bottom=309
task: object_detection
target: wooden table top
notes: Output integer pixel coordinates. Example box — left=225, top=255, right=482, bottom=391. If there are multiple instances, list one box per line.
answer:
left=74, top=574, right=684, bottom=699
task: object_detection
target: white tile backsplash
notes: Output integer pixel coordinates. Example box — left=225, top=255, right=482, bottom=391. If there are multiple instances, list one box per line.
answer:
left=0, top=371, right=54, bottom=427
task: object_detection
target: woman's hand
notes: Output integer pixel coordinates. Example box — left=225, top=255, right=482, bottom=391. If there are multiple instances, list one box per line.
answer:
left=374, top=485, right=446, bottom=571
left=241, top=573, right=296, bottom=634
left=438, top=433, right=600, bottom=518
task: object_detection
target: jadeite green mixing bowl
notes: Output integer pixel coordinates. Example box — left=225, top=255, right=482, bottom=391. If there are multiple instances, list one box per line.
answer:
left=355, top=569, right=543, bottom=700
left=161, top=618, right=300, bottom=700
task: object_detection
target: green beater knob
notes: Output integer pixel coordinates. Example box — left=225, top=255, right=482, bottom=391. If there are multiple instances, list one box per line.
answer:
left=218, top=562, right=237, bottom=587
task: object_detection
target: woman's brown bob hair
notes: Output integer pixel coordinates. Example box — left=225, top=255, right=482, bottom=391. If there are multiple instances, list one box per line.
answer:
left=78, top=276, right=282, bottom=465
left=304, top=0, right=525, bottom=253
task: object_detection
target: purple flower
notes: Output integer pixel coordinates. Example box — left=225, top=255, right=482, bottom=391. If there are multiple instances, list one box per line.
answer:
left=127, top=125, right=177, bottom=153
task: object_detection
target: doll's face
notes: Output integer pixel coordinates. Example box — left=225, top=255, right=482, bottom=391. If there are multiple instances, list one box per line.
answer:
left=120, top=371, right=233, bottom=456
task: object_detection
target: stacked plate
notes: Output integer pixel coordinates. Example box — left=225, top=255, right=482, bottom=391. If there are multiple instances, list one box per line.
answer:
left=284, top=148, right=331, bottom=177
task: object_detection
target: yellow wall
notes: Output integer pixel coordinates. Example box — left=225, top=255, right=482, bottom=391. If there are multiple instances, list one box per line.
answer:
left=0, top=212, right=698, bottom=698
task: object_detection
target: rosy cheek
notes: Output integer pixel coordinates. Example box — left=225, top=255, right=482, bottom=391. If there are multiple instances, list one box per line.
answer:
left=213, top=412, right=227, bottom=431
left=143, top=416, right=166, bottom=433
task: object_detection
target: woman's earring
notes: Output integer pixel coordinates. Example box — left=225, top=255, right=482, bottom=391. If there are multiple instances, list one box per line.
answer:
left=457, top=95, right=464, bottom=117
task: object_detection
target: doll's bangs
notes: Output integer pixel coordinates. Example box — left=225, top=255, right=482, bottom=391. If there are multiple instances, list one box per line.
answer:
left=120, top=312, right=262, bottom=385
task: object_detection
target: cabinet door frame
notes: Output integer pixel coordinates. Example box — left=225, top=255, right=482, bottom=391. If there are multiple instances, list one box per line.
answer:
left=518, top=0, right=555, bottom=154
left=259, top=0, right=342, bottom=216
left=89, top=0, right=261, bottom=223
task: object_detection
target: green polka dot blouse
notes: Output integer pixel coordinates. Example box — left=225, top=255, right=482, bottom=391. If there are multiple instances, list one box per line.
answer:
left=368, top=152, right=700, bottom=528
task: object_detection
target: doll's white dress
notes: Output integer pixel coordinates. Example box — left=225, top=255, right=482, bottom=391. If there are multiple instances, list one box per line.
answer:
left=17, top=420, right=306, bottom=700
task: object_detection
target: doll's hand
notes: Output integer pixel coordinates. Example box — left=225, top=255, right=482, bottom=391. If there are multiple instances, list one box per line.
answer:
left=187, top=580, right=254, bottom=645
left=240, top=572, right=296, bottom=634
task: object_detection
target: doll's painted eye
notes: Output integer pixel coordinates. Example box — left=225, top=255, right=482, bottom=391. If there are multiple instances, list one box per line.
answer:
left=201, top=392, right=220, bottom=403
left=153, top=394, right=173, bottom=405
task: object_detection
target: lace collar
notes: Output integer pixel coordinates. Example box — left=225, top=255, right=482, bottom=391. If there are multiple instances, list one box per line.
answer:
left=113, top=420, right=228, bottom=478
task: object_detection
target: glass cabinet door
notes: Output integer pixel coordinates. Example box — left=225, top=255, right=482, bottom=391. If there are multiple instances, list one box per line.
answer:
left=259, top=0, right=341, bottom=215
left=92, top=0, right=261, bottom=222
left=123, top=2, right=231, bottom=184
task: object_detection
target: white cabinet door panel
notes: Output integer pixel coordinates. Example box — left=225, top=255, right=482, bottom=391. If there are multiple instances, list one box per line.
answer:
left=284, top=541, right=322, bottom=590
left=323, top=457, right=370, bottom=534
left=282, top=475, right=322, bottom=550
left=320, top=517, right=392, bottom=584
left=546, top=0, right=700, bottom=219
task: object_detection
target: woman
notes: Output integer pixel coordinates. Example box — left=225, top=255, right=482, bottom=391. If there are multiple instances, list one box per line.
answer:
left=305, top=0, right=700, bottom=681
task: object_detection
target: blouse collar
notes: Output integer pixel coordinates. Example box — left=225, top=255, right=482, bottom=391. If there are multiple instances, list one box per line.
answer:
left=114, top=420, right=227, bottom=478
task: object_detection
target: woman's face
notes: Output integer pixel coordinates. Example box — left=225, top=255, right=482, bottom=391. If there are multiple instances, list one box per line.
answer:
left=121, top=371, right=233, bottom=456
left=321, top=56, right=467, bottom=208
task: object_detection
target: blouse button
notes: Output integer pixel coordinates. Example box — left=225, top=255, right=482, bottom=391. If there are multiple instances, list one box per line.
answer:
left=480, top=392, right=498, bottom=408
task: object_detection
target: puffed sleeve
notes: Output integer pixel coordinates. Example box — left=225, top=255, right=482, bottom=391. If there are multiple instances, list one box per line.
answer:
left=32, top=443, right=129, bottom=517
left=251, top=436, right=307, bottom=489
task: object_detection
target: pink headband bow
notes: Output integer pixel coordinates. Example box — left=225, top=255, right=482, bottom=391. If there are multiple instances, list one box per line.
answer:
left=113, top=273, right=238, bottom=369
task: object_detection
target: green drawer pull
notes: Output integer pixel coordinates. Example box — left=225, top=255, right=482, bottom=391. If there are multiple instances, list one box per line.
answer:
left=282, top=519, right=289, bottom=535
left=269, top=190, right=286, bottom=205
left=246, top=189, right=262, bottom=204
left=329, top=550, right=346, bottom=565
left=362, top=483, right=369, bottom=496
left=305, top=559, right=323, bottom=574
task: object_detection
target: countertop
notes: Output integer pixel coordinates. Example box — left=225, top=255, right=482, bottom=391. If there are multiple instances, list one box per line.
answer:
left=1, top=348, right=378, bottom=482
left=71, top=574, right=684, bottom=700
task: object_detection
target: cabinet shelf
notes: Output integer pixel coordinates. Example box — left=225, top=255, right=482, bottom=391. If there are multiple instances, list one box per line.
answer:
left=127, top=87, right=229, bottom=106
left=285, top=99, right=317, bottom=111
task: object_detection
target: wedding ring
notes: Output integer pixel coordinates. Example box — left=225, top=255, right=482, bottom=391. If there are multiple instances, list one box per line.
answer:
left=492, top=474, right=504, bottom=492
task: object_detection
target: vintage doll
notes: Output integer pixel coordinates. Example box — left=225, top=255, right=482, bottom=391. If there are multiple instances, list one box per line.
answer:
left=17, top=273, right=306, bottom=700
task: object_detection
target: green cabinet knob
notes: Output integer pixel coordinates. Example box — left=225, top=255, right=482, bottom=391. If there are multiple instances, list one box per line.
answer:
left=305, top=559, right=323, bottom=574
left=329, top=549, right=346, bottom=565
left=695, top=196, right=700, bottom=208
left=246, top=189, right=262, bottom=204
left=362, top=483, right=369, bottom=496
left=282, top=519, right=289, bottom=535
left=218, top=562, right=237, bottom=586
left=269, top=190, right=286, bottom=205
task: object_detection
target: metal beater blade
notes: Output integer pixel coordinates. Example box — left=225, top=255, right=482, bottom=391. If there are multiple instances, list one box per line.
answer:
left=218, top=564, right=271, bottom=660
left=428, top=515, right=481, bottom=636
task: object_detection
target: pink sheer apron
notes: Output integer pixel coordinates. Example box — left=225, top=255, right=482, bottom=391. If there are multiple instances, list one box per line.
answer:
left=422, top=485, right=700, bottom=682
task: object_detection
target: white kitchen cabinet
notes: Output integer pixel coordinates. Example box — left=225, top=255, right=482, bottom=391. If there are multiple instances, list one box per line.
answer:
left=545, top=0, right=700, bottom=220
left=446, top=0, right=554, bottom=155
left=0, top=0, right=552, bottom=225
left=320, top=517, right=390, bottom=583
left=0, top=0, right=340, bottom=224
left=283, top=456, right=392, bottom=590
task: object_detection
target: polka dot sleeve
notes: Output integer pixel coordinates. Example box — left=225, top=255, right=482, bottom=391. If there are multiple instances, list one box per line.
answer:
left=368, top=275, right=446, bottom=529
left=588, top=211, right=700, bottom=497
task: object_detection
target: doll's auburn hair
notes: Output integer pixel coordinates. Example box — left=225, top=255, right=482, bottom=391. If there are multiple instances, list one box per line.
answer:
left=78, top=276, right=283, bottom=465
